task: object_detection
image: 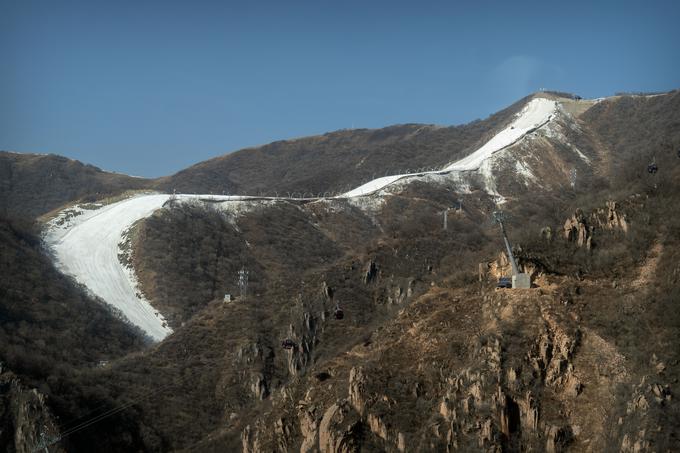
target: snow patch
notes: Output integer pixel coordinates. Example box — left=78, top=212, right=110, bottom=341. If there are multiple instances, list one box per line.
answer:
left=541, top=121, right=591, bottom=163
left=514, top=160, right=537, bottom=183
left=170, top=195, right=279, bottom=227
left=442, top=98, right=556, bottom=172
left=339, top=98, right=556, bottom=198
left=346, top=193, right=387, bottom=214
left=570, top=145, right=591, bottom=163
left=342, top=174, right=407, bottom=198
left=477, top=159, right=506, bottom=204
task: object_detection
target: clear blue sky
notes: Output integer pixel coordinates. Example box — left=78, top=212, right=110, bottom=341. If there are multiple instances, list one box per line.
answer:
left=2, top=0, right=679, bottom=177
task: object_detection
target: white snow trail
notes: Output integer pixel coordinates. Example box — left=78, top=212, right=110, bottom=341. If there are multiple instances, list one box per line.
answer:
left=45, top=194, right=173, bottom=341
left=342, top=98, right=556, bottom=197
left=44, top=194, right=290, bottom=340
left=442, top=98, right=555, bottom=171
left=44, top=97, right=556, bottom=341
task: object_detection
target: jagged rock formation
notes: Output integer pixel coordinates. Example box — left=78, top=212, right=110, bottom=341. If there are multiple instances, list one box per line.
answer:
left=564, top=201, right=631, bottom=250
left=0, top=366, right=64, bottom=453
left=617, top=375, right=674, bottom=453
left=236, top=341, right=274, bottom=401
left=235, top=197, right=680, bottom=451
left=564, top=209, right=593, bottom=249
left=596, top=200, right=629, bottom=233
left=237, top=277, right=675, bottom=452
left=483, top=251, right=542, bottom=282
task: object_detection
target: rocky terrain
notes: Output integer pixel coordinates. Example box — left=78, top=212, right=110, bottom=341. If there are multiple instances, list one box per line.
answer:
left=0, top=90, right=679, bottom=452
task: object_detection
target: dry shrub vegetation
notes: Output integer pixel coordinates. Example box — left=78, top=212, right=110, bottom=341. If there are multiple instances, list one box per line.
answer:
left=0, top=91, right=679, bottom=451
left=0, top=215, right=148, bottom=451
left=155, top=95, right=532, bottom=196
left=0, top=152, right=151, bottom=219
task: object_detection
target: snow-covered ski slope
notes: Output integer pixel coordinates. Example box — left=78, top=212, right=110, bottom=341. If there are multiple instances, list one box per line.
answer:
left=44, top=194, right=273, bottom=340
left=342, top=98, right=556, bottom=197
left=44, top=97, right=556, bottom=341
left=45, top=194, right=174, bottom=340
left=443, top=97, right=555, bottom=171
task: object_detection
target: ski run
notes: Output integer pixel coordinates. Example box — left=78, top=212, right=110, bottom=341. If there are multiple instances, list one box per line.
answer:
left=44, top=97, right=557, bottom=341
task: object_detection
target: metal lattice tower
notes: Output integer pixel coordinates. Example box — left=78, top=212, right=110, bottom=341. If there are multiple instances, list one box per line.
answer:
left=570, top=168, right=577, bottom=189
left=238, top=267, right=249, bottom=297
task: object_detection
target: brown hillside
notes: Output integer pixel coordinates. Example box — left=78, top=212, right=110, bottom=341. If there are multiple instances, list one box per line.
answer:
left=0, top=152, right=153, bottom=219
left=154, top=96, right=533, bottom=196
left=2, top=91, right=679, bottom=452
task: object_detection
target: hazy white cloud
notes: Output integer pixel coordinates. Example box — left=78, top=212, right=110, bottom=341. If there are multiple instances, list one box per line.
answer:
left=487, top=55, right=565, bottom=101
left=495, top=56, right=541, bottom=94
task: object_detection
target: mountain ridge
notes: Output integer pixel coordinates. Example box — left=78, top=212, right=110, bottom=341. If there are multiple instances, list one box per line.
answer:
left=1, top=89, right=680, bottom=452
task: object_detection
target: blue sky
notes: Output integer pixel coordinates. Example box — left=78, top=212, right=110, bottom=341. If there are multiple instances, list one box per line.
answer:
left=2, top=0, right=679, bottom=177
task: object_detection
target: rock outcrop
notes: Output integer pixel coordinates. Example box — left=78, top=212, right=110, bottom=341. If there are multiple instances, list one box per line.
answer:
left=563, top=209, right=593, bottom=249
left=348, top=367, right=368, bottom=415
left=318, top=400, right=361, bottom=453
left=593, top=200, right=629, bottom=233
left=235, top=340, right=274, bottom=400
left=363, top=260, right=379, bottom=284
left=563, top=201, right=630, bottom=250
left=616, top=375, right=674, bottom=453
left=0, top=368, right=64, bottom=453
left=234, top=278, right=678, bottom=453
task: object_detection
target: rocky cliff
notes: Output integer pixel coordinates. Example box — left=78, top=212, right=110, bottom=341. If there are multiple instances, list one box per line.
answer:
left=0, top=365, right=64, bottom=453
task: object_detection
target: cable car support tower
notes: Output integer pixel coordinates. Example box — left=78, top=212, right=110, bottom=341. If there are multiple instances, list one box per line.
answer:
left=493, top=210, right=531, bottom=289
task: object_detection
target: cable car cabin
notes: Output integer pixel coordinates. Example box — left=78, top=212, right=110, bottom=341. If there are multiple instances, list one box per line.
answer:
left=648, top=163, right=658, bottom=174
left=281, top=339, right=296, bottom=350
left=334, top=306, right=344, bottom=320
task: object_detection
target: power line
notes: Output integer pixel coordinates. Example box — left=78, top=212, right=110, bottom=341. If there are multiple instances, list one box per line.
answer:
left=39, top=365, right=209, bottom=451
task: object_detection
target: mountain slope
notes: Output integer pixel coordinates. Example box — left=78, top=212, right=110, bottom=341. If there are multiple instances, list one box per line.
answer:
left=40, top=95, right=558, bottom=339
left=154, top=95, right=534, bottom=196
left=0, top=152, right=153, bottom=219
left=2, top=90, right=680, bottom=452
